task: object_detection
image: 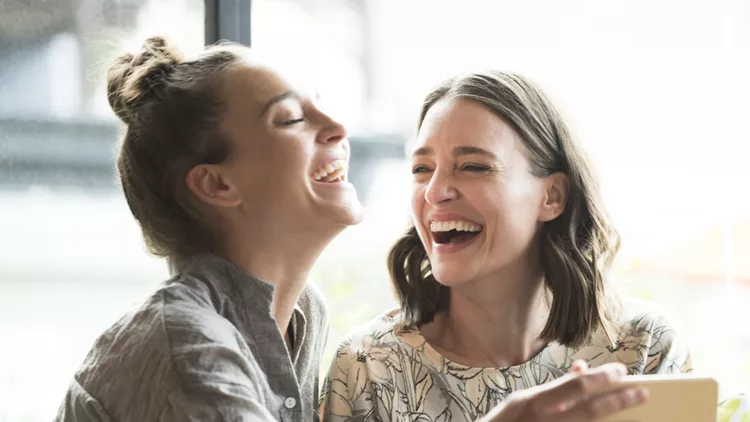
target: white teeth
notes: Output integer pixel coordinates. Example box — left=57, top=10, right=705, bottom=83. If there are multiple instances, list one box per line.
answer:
left=430, top=220, right=482, bottom=232
left=312, top=159, right=348, bottom=181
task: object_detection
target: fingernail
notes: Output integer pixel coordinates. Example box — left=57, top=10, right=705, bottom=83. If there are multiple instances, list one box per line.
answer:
left=636, top=387, right=649, bottom=401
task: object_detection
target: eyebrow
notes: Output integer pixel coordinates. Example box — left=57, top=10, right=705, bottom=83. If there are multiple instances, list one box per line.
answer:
left=260, top=90, right=301, bottom=116
left=412, top=146, right=497, bottom=159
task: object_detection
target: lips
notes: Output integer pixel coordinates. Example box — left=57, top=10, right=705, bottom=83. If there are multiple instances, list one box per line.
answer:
left=431, top=221, right=482, bottom=245
left=426, top=215, right=484, bottom=249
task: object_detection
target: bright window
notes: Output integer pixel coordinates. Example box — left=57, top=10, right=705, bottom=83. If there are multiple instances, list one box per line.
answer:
left=0, top=0, right=203, bottom=419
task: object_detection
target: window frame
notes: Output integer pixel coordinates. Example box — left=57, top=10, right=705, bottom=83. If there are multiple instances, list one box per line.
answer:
left=205, top=0, right=252, bottom=46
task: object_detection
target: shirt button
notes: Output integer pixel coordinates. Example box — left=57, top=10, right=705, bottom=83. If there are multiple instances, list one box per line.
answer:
left=284, top=397, right=297, bottom=409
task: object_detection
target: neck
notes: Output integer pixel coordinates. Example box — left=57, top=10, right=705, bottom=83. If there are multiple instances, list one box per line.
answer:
left=220, top=222, right=342, bottom=334
left=426, top=258, right=552, bottom=368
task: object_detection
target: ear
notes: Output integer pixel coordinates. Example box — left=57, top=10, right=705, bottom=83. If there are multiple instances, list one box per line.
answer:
left=185, top=164, right=242, bottom=208
left=538, top=172, right=569, bottom=222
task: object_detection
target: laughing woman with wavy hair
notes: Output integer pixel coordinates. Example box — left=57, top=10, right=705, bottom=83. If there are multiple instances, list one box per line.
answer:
left=321, top=72, right=692, bottom=422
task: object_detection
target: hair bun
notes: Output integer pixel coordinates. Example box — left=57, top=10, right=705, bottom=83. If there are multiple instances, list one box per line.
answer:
left=107, top=36, right=185, bottom=124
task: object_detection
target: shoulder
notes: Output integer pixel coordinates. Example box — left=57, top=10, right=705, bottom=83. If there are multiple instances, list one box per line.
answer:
left=158, top=274, right=267, bottom=387
left=334, top=309, right=402, bottom=356
left=611, top=297, right=687, bottom=345
left=77, top=273, right=251, bottom=390
left=326, top=309, right=404, bottom=378
left=71, top=273, right=230, bottom=419
left=323, top=308, right=434, bottom=389
left=159, top=273, right=243, bottom=344
left=574, top=297, right=692, bottom=374
left=75, top=276, right=191, bottom=382
left=322, top=309, right=405, bottom=416
left=618, top=297, right=693, bottom=373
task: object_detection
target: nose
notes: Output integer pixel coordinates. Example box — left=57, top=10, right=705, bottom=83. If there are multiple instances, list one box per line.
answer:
left=424, top=170, right=458, bottom=205
left=315, top=110, right=348, bottom=146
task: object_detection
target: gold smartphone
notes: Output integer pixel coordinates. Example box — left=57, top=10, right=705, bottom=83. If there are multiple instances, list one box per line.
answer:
left=599, top=375, right=718, bottom=422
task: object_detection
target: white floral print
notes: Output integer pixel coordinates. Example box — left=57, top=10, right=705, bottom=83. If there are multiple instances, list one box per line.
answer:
left=320, top=300, right=692, bottom=422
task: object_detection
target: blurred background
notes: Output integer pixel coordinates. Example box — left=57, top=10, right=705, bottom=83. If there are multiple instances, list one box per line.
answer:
left=0, top=0, right=748, bottom=419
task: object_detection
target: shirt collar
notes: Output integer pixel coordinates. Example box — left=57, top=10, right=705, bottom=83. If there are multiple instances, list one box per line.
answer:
left=168, top=253, right=276, bottom=314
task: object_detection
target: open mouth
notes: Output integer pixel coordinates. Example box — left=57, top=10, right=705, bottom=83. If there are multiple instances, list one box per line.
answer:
left=311, top=159, right=348, bottom=183
left=430, top=220, right=482, bottom=245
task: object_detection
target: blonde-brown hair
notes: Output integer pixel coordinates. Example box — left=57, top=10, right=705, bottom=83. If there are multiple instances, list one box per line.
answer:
left=388, top=71, right=620, bottom=347
left=107, top=37, right=243, bottom=258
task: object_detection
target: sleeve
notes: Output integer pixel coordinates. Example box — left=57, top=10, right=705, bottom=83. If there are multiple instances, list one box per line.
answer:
left=643, top=311, right=694, bottom=374
left=54, top=379, right=118, bottom=422
left=319, top=339, right=378, bottom=422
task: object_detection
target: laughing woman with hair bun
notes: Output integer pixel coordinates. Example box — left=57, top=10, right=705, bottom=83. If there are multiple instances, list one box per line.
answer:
left=55, top=36, right=363, bottom=422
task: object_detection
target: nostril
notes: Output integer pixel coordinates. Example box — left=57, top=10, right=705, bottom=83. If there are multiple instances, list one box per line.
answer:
left=327, top=134, right=344, bottom=143
left=321, top=119, right=347, bottom=144
left=316, top=129, right=346, bottom=145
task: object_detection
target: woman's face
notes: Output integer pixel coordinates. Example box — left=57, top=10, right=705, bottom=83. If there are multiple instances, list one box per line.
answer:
left=411, top=98, right=564, bottom=287
left=191, top=54, right=364, bottom=233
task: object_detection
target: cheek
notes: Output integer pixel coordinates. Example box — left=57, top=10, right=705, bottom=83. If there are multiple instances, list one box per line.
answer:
left=232, top=144, right=308, bottom=198
left=410, top=185, right=424, bottom=217
left=488, top=184, right=544, bottom=241
left=410, top=185, right=431, bottom=243
left=501, top=174, right=544, bottom=211
left=261, top=135, right=311, bottom=173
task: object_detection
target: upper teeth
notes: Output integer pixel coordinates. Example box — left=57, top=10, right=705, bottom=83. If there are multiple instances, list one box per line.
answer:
left=430, top=220, right=482, bottom=232
left=312, top=159, right=347, bottom=181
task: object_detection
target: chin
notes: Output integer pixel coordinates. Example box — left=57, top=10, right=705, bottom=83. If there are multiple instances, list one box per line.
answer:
left=309, top=181, right=365, bottom=227
left=430, top=264, right=476, bottom=287
left=327, top=200, right=365, bottom=227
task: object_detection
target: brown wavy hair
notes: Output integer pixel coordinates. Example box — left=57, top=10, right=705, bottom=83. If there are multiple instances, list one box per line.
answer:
left=107, top=37, right=244, bottom=259
left=388, top=71, right=621, bottom=347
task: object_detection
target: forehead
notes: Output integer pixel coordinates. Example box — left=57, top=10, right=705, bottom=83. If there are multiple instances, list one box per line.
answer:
left=414, top=98, right=519, bottom=155
left=221, top=59, right=314, bottom=115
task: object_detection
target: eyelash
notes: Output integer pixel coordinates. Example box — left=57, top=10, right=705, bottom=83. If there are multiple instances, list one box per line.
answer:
left=461, top=164, right=490, bottom=172
left=281, top=117, right=305, bottom=126
left=411, top=164, right=491, bottom=174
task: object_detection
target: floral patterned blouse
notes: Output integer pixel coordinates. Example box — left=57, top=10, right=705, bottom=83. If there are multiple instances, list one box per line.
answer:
left=320, top=300, right=693, bottom=422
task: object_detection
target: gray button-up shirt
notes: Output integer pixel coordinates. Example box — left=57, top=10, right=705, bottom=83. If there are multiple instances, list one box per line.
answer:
left=54, top=254, right=329, bottom=422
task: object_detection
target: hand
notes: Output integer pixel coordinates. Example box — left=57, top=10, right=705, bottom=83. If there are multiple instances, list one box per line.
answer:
left=479, top=361, right=649, bottom=422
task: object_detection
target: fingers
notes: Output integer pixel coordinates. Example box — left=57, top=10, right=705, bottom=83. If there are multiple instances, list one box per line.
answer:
left=552, top=360, right=589, bottom=411
left=535, top=363, right=627, bottom=411
left=485, top=363, right=647, bottom=422
left=570, top=360, right=588, bottom=373
left=560, top=386, right=649, bottom=421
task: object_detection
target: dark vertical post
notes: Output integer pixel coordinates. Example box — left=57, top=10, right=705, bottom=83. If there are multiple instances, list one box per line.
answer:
left=204, top=0, right=252, bottom=46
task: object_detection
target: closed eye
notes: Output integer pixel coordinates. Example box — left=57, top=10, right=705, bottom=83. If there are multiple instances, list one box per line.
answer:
left=280, top=118, right=305, bottom=126
left=461, top=164, right=491, bottom=172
